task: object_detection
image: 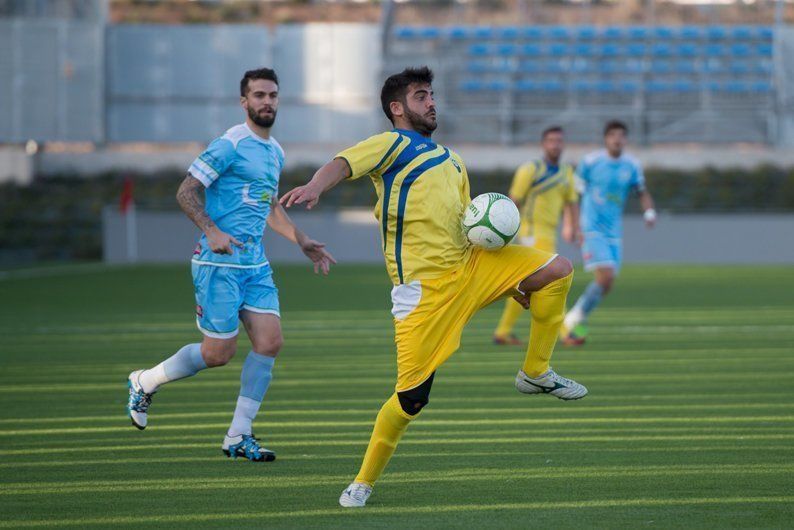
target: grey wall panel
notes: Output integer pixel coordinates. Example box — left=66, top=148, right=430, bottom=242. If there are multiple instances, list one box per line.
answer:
left=108, top=101, right=243, bottom=142
left=0, top=21, right=14, bottom=140
left=107, top=24, right=271, bottom=100
left=16, top=20, right=59, bottom=140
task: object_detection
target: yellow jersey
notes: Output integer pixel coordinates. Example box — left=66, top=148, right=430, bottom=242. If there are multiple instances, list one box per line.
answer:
left=509, top=160, right=578, bottom=246
left=336, top=129, right=471, bottom=285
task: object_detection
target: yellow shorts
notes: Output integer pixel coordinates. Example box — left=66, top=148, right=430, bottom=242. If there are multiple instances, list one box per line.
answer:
left=391, top=245, right=557, bottom=391
left=517, top=235, right=556, bottom=253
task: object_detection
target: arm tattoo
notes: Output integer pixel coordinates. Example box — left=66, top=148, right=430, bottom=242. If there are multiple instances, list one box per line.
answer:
left=176, top=173, right=216, bottom=233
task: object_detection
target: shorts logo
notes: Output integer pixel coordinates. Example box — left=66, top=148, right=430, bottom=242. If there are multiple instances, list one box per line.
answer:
left=193, top=244, right=201, bottom=255
left=196, top=305, right=203, bottom=317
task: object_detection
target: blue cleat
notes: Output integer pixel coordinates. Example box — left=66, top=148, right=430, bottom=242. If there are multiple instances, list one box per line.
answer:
left=222, top=433, right=276, bottom=462
left=127, top=370, right=155, bottom=430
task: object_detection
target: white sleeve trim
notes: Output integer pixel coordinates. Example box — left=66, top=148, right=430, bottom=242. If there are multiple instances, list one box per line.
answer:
left=189, top=158, right=219, bottom=187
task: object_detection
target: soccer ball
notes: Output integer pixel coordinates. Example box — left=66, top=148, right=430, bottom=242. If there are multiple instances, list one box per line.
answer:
left=463, top=192, right=520, bottom=250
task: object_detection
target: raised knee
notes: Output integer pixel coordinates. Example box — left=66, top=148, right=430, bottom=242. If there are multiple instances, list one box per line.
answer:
left=202, top=342, right=236, bottom=367
left=397, top=373, right=435, bottom=416
left=551, top=256, right=573, bottom=279
left=252, top=335, right=283, bottom=357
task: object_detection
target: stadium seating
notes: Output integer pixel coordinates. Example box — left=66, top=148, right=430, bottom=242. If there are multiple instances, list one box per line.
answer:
left=387, top=24, right=776, bottom=142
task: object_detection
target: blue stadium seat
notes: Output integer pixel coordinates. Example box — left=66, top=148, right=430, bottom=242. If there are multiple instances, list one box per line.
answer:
left=498, top=26, right=520, bottom=40
left=619, top=81, right=640, bottom=92
left=543, top=60, right=568, bottom=74
left=707, top=26, right=727, bottom=40
left=496, top=44, right=519, bottom=56
left=752, top=81, right=772, bottom=93
left=516, top=80, right=539, bottom=92
left=602, top=26, right=624, bottom=40
left=522, top=26, right=543, bottom=39
left=419, top=27, right=441, bottom=39
left=547, top=26, right=571, bottom=40
left=704, top=60, right=726, bottom=74
left=540, top=80, right=565, bottom=92
left=651, top=43, right=673, bottom=57
left=626, top=43, right=647, bottom=57
left=672, top=79, right=697, bottom=92
left=627, top=26, right=648, bottom=40
left=705, top=44, right=727, bottom=57
left=654, top=27, right=675, bottom=40
left=731, top=26, right=753, bottom=40
left=574, top=43, right=595, bottom=57
left=448, top=26, right=469, bottom=40
left=521, top=44, right=542, bottom=57
left=677, top=43, right=699, bottom=57
left=577, top=26, right=597, bottom=40
left=679, top=26, right=703, bottom=40
left=647, top=81, right=670, bottom=93
left=467, top=61, right=490, bottom=74
left=757, top=43, right=773, bottom=57
left=571, top=60, right=596, bottom=74
left=730, top=43, right=751, bottom=57
left=755, top=61, right=773, bottom=75
left=460, top=79, right=508, bottom=92
left=704, top=81, right=721, bottom=92
left=469, top=43, right=490, bottom=57
left=758, top=27, right=774, bottom=40
left=600, top=43, right=621, bottom=57
left=394, top=26, right=417, bottom=39
left=473, top=27, right=495, bottom=40
left=548, top=43, right=570, bottom=56
left=598, top=61, right=623, bottom=74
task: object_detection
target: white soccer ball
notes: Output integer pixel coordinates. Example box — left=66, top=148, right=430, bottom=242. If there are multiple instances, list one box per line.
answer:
left=463, top=192, right=520, bottom=250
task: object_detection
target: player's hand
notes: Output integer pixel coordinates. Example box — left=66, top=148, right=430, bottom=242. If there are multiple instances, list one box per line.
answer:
left=513, top=293, right=531, bottom=309
left=206, top=228, right=243, bottom=255
left=643, top=208, right=657, bottom=229
left=280, top=183, right=322, bottom=210
left=299, top=238, right=337, bottom=275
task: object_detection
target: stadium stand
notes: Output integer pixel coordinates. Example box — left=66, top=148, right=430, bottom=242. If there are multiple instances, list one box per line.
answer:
left=386, top=25, right=776, bottom=144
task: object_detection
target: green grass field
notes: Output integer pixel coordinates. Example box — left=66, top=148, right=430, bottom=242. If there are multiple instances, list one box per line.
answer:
left=1, top=263, right=793, bottom=529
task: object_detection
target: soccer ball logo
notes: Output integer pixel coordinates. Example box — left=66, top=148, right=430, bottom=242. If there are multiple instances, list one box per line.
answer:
left=463, top=193, right=520, bottom=250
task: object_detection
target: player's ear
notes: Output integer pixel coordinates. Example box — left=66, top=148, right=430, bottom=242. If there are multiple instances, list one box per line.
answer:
left=390, top=100, right=403, bottom=119
left=240, top=96, right=248, bottom=109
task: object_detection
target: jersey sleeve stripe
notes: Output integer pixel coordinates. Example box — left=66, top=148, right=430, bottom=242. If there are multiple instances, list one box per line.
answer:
left=189, top=159, right=218, bottom=187
left=394, top=148, right=451, bottom=284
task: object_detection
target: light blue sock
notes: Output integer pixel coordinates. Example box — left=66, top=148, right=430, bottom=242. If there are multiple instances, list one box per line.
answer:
left=139, top=343, right=208, bottom=393
left=574, top=281, right=604, bottom=321
left=229, top=352, right=275, bottom=436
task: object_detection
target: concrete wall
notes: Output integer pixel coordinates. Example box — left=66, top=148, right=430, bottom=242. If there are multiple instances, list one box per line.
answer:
left=103, top=208, right=794, bottom=265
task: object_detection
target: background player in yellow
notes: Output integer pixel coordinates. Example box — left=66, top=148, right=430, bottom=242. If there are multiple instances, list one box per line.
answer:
left=281, top=66, right=587, bottom=508
left=493, top=126, right=582, bottom=345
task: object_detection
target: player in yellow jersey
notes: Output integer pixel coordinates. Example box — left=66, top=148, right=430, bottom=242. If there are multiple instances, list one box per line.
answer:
left=493, top=126, right=582, bottom=345
left=281, top=67, right=587, bottom=508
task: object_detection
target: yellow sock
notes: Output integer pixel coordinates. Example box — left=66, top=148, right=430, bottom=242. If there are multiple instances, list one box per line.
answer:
left=523, top=271, right=573, bottom=377
left=494, top=298, right=525, bottom=338
left=354, top=393, right=415, bottom=487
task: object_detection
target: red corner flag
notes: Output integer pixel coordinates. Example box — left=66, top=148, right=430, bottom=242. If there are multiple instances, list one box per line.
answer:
left=119, top=177, right=135, bottom=214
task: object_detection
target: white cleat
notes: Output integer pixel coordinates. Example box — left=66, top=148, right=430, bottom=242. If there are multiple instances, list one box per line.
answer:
left=339, top=482, right=372, bottom=508
left=515, top=368, right=588, bottom=400
left=127, top=369, right=155, bottom=430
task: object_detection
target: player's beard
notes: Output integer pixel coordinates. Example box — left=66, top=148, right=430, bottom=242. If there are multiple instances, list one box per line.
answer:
left=249, top=106, right=277, bottom=128
left=404, top=107, right=437, bottom=136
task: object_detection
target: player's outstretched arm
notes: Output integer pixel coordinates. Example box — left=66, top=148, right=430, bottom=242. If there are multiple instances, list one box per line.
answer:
left=176, top=173, right=242, bottom=254
left=639, top=190, right=657, bottom=228
left=280, top=158, right=351, bottom=210
left=267, top=197, right=337, bottom=275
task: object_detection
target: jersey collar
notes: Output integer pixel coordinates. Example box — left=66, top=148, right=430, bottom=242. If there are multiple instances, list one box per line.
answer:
left=243, top=122, right=274, bottom=146
left=393, top=128, right=436, bottom=149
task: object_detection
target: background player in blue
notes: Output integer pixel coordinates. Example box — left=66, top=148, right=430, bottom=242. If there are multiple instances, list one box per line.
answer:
left=561, top=120, right=656, bottom=345
left=126, top=68, right=336, bottom=461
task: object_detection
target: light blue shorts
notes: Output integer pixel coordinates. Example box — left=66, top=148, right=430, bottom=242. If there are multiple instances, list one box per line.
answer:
left=191, top=262, right=280, bottom=339
left=582, top=233, right=622, bottom=273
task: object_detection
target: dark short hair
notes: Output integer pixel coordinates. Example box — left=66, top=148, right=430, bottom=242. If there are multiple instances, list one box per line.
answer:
left=380, top=66, right=434, bottom=124
left=240, top=68, right=279, bottom=97
left=541, top=125, right=564, bottom=139
left=604, top=120, right=628, bottom=136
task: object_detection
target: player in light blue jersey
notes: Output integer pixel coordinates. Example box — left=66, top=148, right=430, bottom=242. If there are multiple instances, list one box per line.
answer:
left=562, top=120, right=656, bottom=345
left=126, top=68, right=336, bottom=461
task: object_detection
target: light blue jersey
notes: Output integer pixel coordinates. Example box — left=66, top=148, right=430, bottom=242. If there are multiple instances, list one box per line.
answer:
left=578, top=149, right=645, bottom=241
left=188, top=123, right=285, bottom=268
